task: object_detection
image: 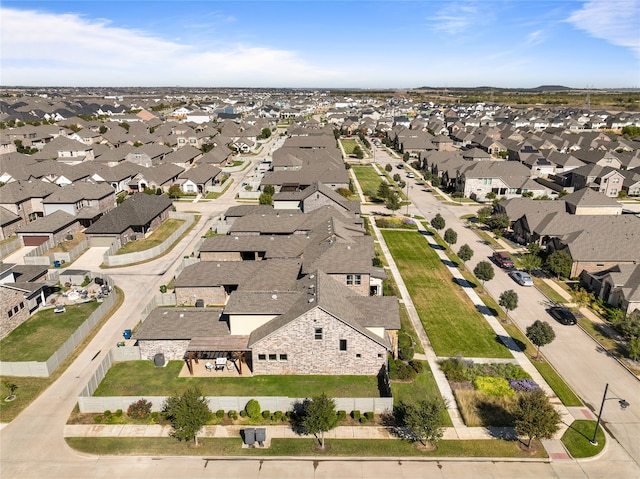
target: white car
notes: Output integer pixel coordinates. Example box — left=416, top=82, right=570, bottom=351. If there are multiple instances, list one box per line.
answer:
left=509, top=270, right=534, bottom=286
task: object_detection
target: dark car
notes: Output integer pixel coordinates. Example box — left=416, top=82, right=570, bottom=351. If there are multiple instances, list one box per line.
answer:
left=492, top=251, right=514, bottom=268
left=548, top=307, right=577, bottom=325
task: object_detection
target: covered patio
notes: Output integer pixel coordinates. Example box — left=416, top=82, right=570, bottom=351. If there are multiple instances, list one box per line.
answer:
left=180, top=335, right=251, bottom=377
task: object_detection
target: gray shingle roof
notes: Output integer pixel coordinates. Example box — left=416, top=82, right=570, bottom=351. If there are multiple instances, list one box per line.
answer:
left=84, top=193, right=172, bottom=234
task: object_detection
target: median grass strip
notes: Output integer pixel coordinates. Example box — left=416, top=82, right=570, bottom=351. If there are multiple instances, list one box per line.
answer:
left=93, top=361, right=380, bottom=397
left=381, top=230, right=511, bottom=358
left=352, top=165, right=384, bottom=195
left=0, top=301, right=101, bottom=362
left=561, top=420, right=604, bottom=458
left=66, top=437, right=547, bottom=458
left=533, top=278, right=568, bottom=304
left=116, top=219, right=185, bottom=254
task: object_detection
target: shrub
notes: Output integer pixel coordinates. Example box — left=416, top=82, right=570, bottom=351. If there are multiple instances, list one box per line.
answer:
left=409, top=360, right=424, bottom=374
left=439, top=357, right=468, bottom=381
left=127, top=399, right=153, bottom=420
left=104, top=410, right=112, bottom=418
left=398, top=333, right=415, bottom=361
left=509, top=378, right=540, bottom=393
left=94, top=415, right=103, bottom=423
left=364, top=411, right=374, bottom=420
left=150, top=412, right=159, bottom=422
left=245, top=399, right=261, bottom=419
left=351, top=410, right=361, bottom=420
left=473, top=376, right=515, bottom=397
left=228, top=410, right=238, bottom=420
left=262, top=410, right=271, bottom=419
left=273, top=411, right=283, bottom=420
left=115, top=409, right=123, bottom=417
left=337, top=410, right=347, bottom=420
left=359, top=416, right=368, bottom=423
left=239, top=410, right=247, bottom=417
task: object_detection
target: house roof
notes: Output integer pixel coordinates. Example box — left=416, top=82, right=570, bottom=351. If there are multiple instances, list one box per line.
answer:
left=18, top=210, right=77, bottom=233
left=133, top=308, right=227, bottom=340
left=84, top=193, right=172, bottom=234
left=563, top=188, right=621, bottom=209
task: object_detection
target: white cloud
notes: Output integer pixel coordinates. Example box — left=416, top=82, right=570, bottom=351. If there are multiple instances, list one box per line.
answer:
left=0, top=7, right=338, bottom=86
left=526, top=30, right=545, bottom=46
left=431, top=2, right=482, bottom=35
left=567, top=0, right=640, bottom=57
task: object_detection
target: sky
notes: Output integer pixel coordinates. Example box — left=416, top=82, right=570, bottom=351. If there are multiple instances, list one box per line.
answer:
left=1, top=1, right=639, bottom=89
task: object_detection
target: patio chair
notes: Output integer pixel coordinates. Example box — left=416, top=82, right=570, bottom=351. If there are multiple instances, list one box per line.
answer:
left=205, top=362, right=214, bottom=372
left=226, top=361, right=235, bottom=371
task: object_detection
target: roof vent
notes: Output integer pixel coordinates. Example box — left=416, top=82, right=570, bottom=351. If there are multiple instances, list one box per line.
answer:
left=179, top=313, right=184, bottom=318
left=234, top=236, right=238, bottom=240
left=308, top=298, right=315, bottom=303
left=271, top=294, right=278, bottom=300
left=309, top=274, right=315, bottom=279
left=309, top=284, right=315, bottom=289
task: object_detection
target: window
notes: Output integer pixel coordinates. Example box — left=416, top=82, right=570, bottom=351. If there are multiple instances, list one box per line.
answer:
left=268, top=354, right=277, bottom=361
left=314, top=328, right=323, bottom=340
left=19, top=302, right=24, bottom=309
left=339, top=339, right=347, bottom=351
left=377, top=353, right=384, bottom=359
left=279, top=354, right=288, bottom=361
left=612, top=178, right=619, bottom=184
left=8, top=310, right=13, bottom=318
left=346, top=274, right=362, bottom=286
left=258, top=354, right=266, bottom=361
left=356, top=353, right=362, bottom=358
left=13, top=306, right=18, bottom=314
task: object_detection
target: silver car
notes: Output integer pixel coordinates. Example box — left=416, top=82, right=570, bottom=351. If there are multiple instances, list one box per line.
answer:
left=510, top=270, right=534, bottom=286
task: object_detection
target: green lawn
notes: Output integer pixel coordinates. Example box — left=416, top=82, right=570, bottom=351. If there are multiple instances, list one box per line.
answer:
left=533, top=278, right=569, bottom=304
left=340, top=139, right=358, bottom=155
left=205, top=178, right=234, bottom=199
left=116, top=219, right=185, bottom=254
left=66, top=437, right=546, bottom=458
left=352, top=165, right=384, bottom=196
left=382, top=230, right=511, bottom=358
left=0, top=301, right=101, bottom=361
left=561, top=420, right=605, bottom=458
left=93, top=361, right=381, bottom=397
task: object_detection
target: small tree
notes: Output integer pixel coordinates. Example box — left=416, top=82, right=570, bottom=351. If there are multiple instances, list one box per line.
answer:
left=402, top=398, right=447, bottom=447
left=513, top=389, right=561, bottom=448
left=474, top=261, right=495, bottom=285
left=526, top=320, right=556, bottom=360
left=385, top=163, right=393, bottom=172
left=168, top=184, right=182, bottom=199
left=443, top=228, right=457, bottom=247
left=377, top=181, right=391, bottom=199
left=163, top=387, right=211, bottom=445
left=546, top=250, right=573, bottom=279
left=430, top=213, right=446, bottom=231
left=628, top=337, right=640, bottom=361
left=457, top=244, right=474, bottom=263
left=263, top=184, right=275, bottom=196
left=127, top=398, right=152, bottom=420
left=499, top=290, right=519, bottom=315
left=392, top=173, right=401, bottom=182
left=571, top=287, right=595, bottom=308
left=385, top=191, right=401, bottom=212
left=353, top=145, right=364, bottom=159
left=244, top=399, right=261, bottom=419
left=258, top=193, right=273, bottom=205
left=4, top=381, right=18, bottom=399
left=302, top=393, right=338, bottom=449
left=520, top=253, right=542, bottom=272
left=485, top=213, right=510, bottom=234
left=476, top=206, right=493, bottom=224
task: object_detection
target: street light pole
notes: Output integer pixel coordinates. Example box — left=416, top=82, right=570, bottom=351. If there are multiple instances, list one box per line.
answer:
left=590, top=383, right=630, bottom=446
left=406, top=183, right=411, bottom=215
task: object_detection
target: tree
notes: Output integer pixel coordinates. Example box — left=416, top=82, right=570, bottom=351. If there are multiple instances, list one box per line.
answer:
left=119, top=122, right=130, bottom=132
left=513, top=389, right=561, bottom=448
left=302, top=393, right=338, bottom=449
left=377, top=181, right=391, bottom=199
left=262, top=184, right=275, bottom=196
left=4, top=381, right=18, bottom=400
left=499, top=290, right=519, bottom=314
left=628, top=337, right=640, bottom=361
left=353, top=145, right=364, bottom=159
left=526, top=320, right=556, bottom=360
left=163, top=387, right=211, bottom=445
left=519, top=253, right=542, bottom=272
left=392, top=173, right=401, bottom=182
left=402, top=398, right=447, bottom=446
left=99, top=125, right=107, bottom=134
left=570, top=287, right=594, bottom=308
left=457, top=244, right=474, bottom=263
left=474, top=261, right=495, bottom=285
left=385, top=191, right=401, bottom=212
left=259, top=127, right=272, bottom=139
left=168, top=184, right=182, bottom=199
left=430, top=213, right=445, bottom=231
left=385, top=163, right=393, bottom=172
left=485, top=213, right=510, bottom=233
left=443, top=228, right=457, bottom=247
left=546, top=250, right=573, bottom=279
left=403, top=152, right=410, bottom=162
left=486, top=191, right=496, bottom=200
left=476, top=206, right=493, bottom=224
left=258, top=193, right=272, bottom=205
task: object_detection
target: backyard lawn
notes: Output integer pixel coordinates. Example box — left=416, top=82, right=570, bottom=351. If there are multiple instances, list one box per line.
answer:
left=116, top=219, right=185, bottom=254
left=352, top=165, right=384, bottom=196
left=340, top=138, right=358, bottom=155
left=381, top=229, right=511, bottom=358
left=0, top=301, right=102, bottom=362
left=93, top=361, right=381, bottom=397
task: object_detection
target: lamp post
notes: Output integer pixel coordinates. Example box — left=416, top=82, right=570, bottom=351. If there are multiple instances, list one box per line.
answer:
left=406, top=184, right=412, bottom=215
left=590, top=383, right=630, bottom=446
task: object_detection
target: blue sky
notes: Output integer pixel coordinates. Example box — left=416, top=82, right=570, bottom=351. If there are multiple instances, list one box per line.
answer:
left=2, top=1, right=639, bottom=88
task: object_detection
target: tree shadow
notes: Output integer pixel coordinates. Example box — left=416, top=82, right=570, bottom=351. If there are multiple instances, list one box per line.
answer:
left=430, top=243, right=445, bottom=251
left=288, top=399, right=310, bottom=436
left=474, top=400, right=514, bottom=427
left=476, top=303, right=498, bottom=316
left=453, top=277, right=477, bottom=289
left=441, top=259, right=458, bottom=268
left=486, top=426, right=518, bottom=440
left=495, top=334, right=525, bottom=353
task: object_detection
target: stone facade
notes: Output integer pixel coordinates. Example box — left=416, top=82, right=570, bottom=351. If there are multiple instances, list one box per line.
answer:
left=251, top=307, right=388, bottom=375
left=328, top=273, right=370, bottom=296
left=0, top=286, right=29, bottom=339
left=137, top=339, right=190, bottom=361
left=175, top=286, right=227, bottom=306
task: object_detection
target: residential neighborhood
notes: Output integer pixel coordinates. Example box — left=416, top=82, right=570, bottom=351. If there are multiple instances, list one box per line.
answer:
left=1, top=86, right=639, bottom=478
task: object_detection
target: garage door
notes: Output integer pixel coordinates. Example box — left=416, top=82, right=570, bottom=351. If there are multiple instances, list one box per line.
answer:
left=22, top=235, right=50, bottom=246
left=88, top=236, right=118, bottom=247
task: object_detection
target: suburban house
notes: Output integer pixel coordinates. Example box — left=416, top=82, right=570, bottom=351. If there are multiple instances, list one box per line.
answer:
left=176, top=164, right=222, bottom=194
left=42, top=181, right=116, bottom=227
left=0, top=263, right=49, bottom=338
left=581, top=264, right=640, bottom=315
left=128, top=163, right=184, bottom=193
left=17, top=210, right=83, bottom=246
left=272, top=181, right=360, bottom=215
left=0, top=180, right=59, bottom=224
left=83, top=193, right=173, bottom=246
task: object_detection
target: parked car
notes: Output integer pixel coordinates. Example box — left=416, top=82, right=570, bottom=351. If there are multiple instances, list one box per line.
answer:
left=509, top=270, right=534, bottom=286
left=548, top=306, right=577, bottom=325
left=407, top=172, right=415, bottom=178
left=492, top=251, right=514, bottom=268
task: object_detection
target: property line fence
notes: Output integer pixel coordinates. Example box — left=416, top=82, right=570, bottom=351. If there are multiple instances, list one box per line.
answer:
left=102, top=212, right=195, bottom=267
left=0, top=273, right=117, bottom=377
left=0, top=236, right=22, bottom=260
left=24, top=238, right=89, bottom=266
left=78, top=347, right=393, bottom=414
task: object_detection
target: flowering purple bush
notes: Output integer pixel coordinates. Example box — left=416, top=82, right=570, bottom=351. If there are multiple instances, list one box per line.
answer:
left=402, top=218, right=415, bottom=225
left=509, top=378, right=539, bottom=393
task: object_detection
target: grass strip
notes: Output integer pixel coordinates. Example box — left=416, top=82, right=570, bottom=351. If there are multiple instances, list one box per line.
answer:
left=382, top=230, right=511, bottom=358
left=65, top=437, right=547, bottom=458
